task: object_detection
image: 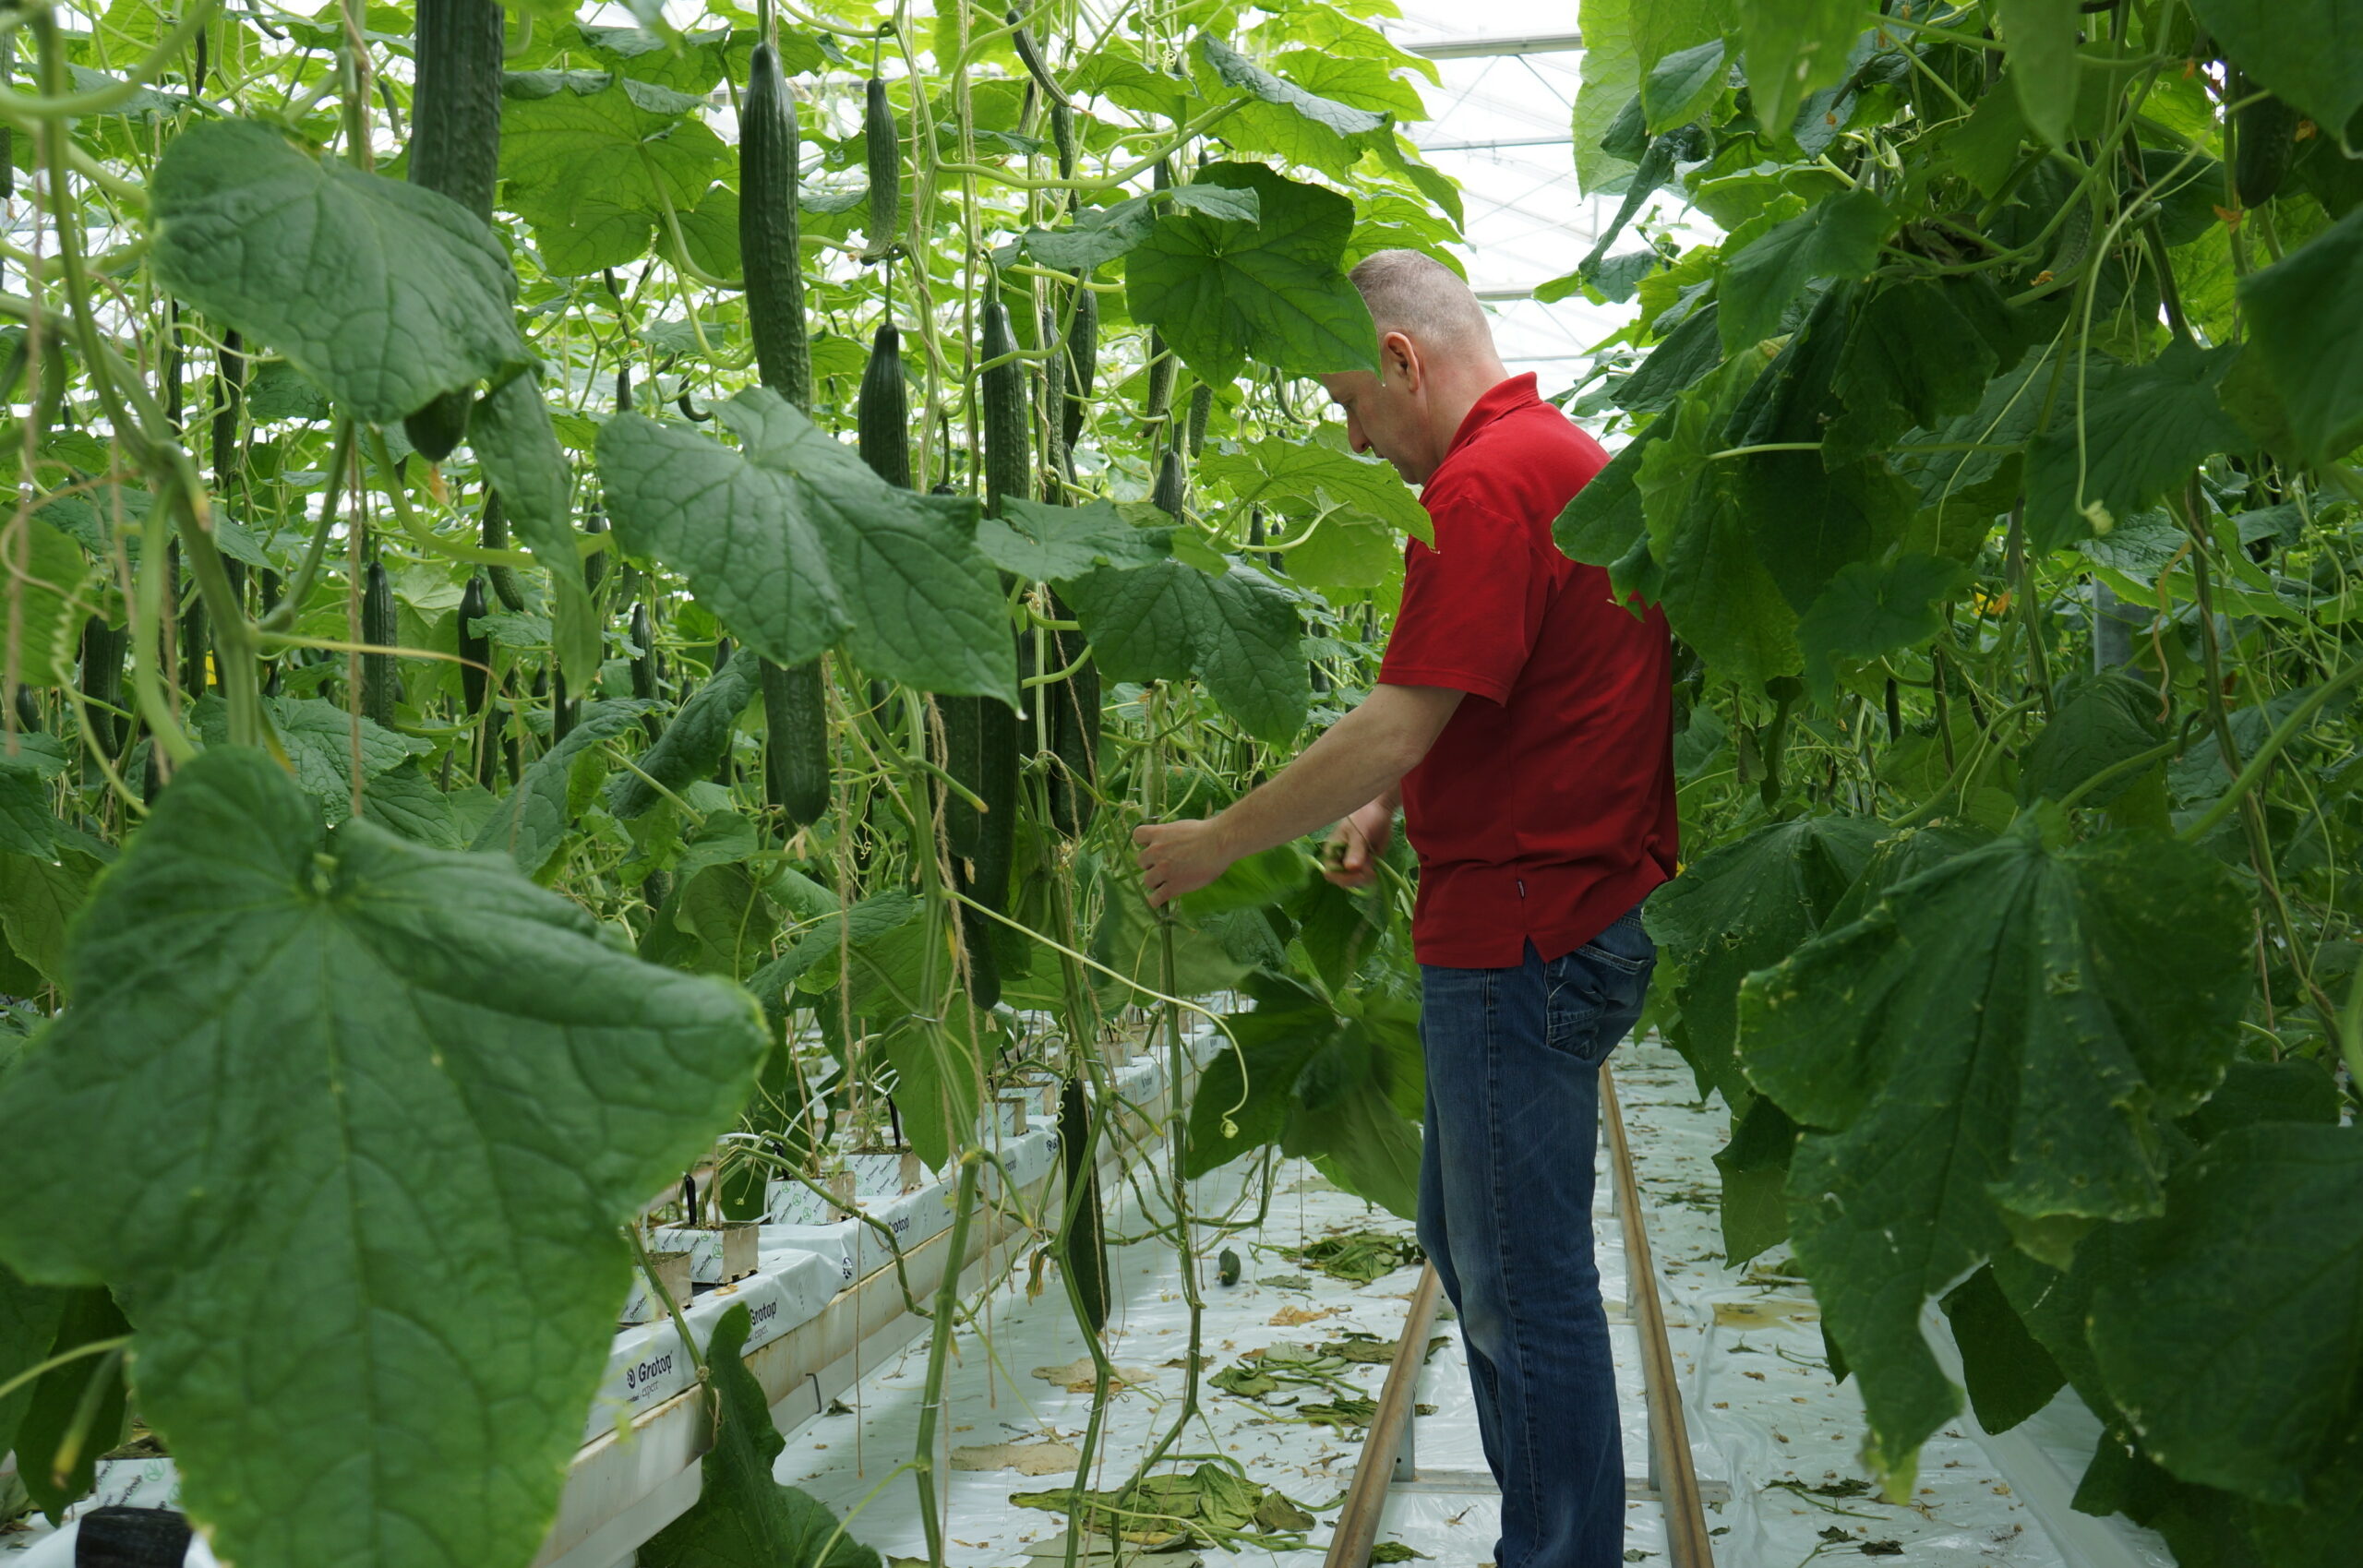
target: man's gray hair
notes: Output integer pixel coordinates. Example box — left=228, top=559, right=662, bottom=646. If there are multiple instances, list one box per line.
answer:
left=1347, top=249, right=1493, bottom=353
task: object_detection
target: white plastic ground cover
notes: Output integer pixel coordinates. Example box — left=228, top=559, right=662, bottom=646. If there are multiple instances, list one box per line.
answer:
left=1608, top=1037, right=2178, bottom=1568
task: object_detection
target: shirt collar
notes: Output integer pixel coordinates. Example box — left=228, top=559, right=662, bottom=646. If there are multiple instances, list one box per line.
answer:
left=1437, top=373, right=1542, bottom=472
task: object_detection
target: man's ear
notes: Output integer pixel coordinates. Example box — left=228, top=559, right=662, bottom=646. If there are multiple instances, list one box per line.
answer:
left=1381, top=329, right=1422, bottom=393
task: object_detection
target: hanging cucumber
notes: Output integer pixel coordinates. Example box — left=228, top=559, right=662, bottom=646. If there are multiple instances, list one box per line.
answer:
left=1150, top=444, right=1184, bottom=518
left=1050, top=102, right=1077, bottom=180
left=938, top=694, right=991, bottom=862
left=2233, top=73, right=2297, bottom=207
left=459, top=575, right=490, bottom=717
left=361, top=559, right=398, bottom=728
left=582, top=506, right=609, bottom=597
left=858, top=321, right=912, bottom=489
left=630, top=601, right=660, bottom=747
left=606, top=652, right=759, bottom=818
left=1142, top=329, right=1175, bottom=431
left=861, top=75, right=901, bottom=260
left=1040, top=303, right=1068, bottom=492
left=78, top=616, right=123, bottom=753
left=980, top=300, right=1029, bottom=516
left=402, top=0, right=504, bottom=461
left=1058, top=1074, right=1110, bottom=1332
left=740, top=41, right=812, bottom=411
left=1046, top=589, right=1098, bottom=837
left=1185, top=382, right=1212, bottom=458
left=481, top=490, right=526, bottom=611
left=763, top=656, right=831, bottom=826
left=1061, top=283, right=1097, bottom=456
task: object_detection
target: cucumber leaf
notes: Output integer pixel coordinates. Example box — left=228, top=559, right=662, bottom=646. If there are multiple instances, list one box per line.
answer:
left=151, top=120, right=525, bottom=425
left=0, top=748, right=770, bottom=1568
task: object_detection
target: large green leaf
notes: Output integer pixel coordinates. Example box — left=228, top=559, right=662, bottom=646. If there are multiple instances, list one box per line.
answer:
left=1067, top=557, right=1308, bottom=741
left=1640, top=397, right=1801, bottom=684
left=1644, top=813, right=1882, bottom=1104
left=1737, top=822, right=2251, bottom=1490
left=473, top=371, right=602, bottom=680
left=1195, top=33, right=1387, bottom=179
left=1736, top=0, right=1865, bottom=138
left=1719, top=188, right=1889, bottom=354
left=1198, top=435, right=1433, bottom=545
left=975, top=497, right=1171, bottom=581
left=640, top=1304, right=882, bottom=1568
left=2239, top=206, right=2363, bottom=463
left=1570, top=0, right=1639, bottom=192
left=195, top=694, right=431, bottom=824
left=3, top=515, right=89, bottom=689
left=2189, top=0, right=2363, bottom=131
left=1794, top=553, right=1970, bottom=700
left=1993, top=0, right=2081, bottom=149
left=2089, top=1124, right=2363, bottom=1508
left=16, top=1287, right=129, bottom=1521
left=473, top=700, right=657, bottom=874
left=1938, top=1265, right=2064, bottom=1436
left=2023, top=341, right=2248, bottom=551
left=499, top=72, right=727, bottom=275
left=1828, top=280, right=1999, bottom=465
left=151, top=119, right=524, bottom=425
left=0, top=1262, right=65, bottom=1480
left=2016, top=673, right=2165, bottom=808
left=0, top=748, right=769, bottom=1568
left=600, top=391, right=1015, bottom=702
left=1124, top=162, right=1377, bottom=385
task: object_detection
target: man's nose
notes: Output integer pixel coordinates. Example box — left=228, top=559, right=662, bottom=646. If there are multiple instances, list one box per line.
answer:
left=1347, top=420, right=1372, bottom=454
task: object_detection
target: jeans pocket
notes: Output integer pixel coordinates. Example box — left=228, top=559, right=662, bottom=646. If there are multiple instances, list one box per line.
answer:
left=1545, top=938, right=1656, bottom=1064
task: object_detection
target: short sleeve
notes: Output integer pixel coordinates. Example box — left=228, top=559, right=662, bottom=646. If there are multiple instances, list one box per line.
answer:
left=1378, top=489, right=1546, bottom=705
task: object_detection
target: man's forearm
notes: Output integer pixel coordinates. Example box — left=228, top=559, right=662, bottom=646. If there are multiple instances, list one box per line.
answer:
left=1211, top=687, right=1453, bottom=861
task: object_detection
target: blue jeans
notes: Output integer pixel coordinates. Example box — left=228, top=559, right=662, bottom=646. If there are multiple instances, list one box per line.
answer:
left=1417, top=904, right=1657, bottom=1568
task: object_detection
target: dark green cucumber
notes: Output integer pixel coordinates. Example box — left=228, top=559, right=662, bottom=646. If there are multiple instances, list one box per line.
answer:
left=582, top=505, right=609, bottom=597
left=13, top=685, right=40, bottom=733
left=1039, top=303, right=1068, bottom=491
left=858, top=321, right=912, bottom=488
left=606, top=652, right=759, bottom=818
left=2234, top=78, right=2297, bottom=206
left=1050, top=102, right=1077, bottom=179
left=402, top=0, right=504, bottom=460
left=763, top=656, right=831, bottom=826
left=938, top=694, right=990, bottom=861
left=630, top=601, right=665, bottom=742
left=741, top=42, right=812, bottom=410
left=1046, top=588, right=1098, bottom=837
left=862, top=76, right=901, bottom=259
left=481, top=490, right=526, bottom=611
left=1009, top=9, right=1067, bottom=109
left=459, top=574, right=490, bottom=717
left=1150, top=445, right=1184, bottom=518
left=1058, top=1074, right=1110, bottom=1332
left=980, top=301, right=1029, bottom=516
left=1142, top=329, right=1175, bottom=430
left=1061, top=283, right=1097, bottom=456
left=1185, top=382, right=1211, bottom=458
left=361, top=559, right=398, bottom=727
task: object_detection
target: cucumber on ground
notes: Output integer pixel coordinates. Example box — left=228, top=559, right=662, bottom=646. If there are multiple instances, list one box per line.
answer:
left=858, top=321, right=912, bottom=488
left=741, top=42, right=812, bottom=410
left=1058, top=1074, right=1110, bottom=1332
left=980, top=301, right=1029, bottom=515
left=1061, top=284, right=1097, bottom=456
left=606, top=653, right=759, bottom=818
left=763, top=656, right=831, bottom=826
left=459, top=575, right=490, bottom=717
left=402, top=0, right=503, bottom=460
left=361, top=559, right=398, bottom=727
left=862, top=76, right=901, bottom=259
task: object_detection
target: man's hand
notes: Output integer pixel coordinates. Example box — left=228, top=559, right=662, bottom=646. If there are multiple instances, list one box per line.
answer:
left=1134, top=817, right=1236, bottom=907
left=1322, top=797, right=1395, bottom=888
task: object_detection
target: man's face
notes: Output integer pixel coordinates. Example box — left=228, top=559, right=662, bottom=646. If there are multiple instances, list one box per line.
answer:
left=1320, top=353, right=1434, bottom=484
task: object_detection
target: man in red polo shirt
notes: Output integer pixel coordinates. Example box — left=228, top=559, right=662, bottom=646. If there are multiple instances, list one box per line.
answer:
left=1134, top=249, right=1677, bottom=1568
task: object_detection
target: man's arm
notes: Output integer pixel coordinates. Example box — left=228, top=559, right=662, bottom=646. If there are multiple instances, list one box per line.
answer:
left=1134, top=683, right=1461, bottom=906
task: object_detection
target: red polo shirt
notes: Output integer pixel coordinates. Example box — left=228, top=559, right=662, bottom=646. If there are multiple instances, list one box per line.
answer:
left=1378, top=374, right=1678, bottom=968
